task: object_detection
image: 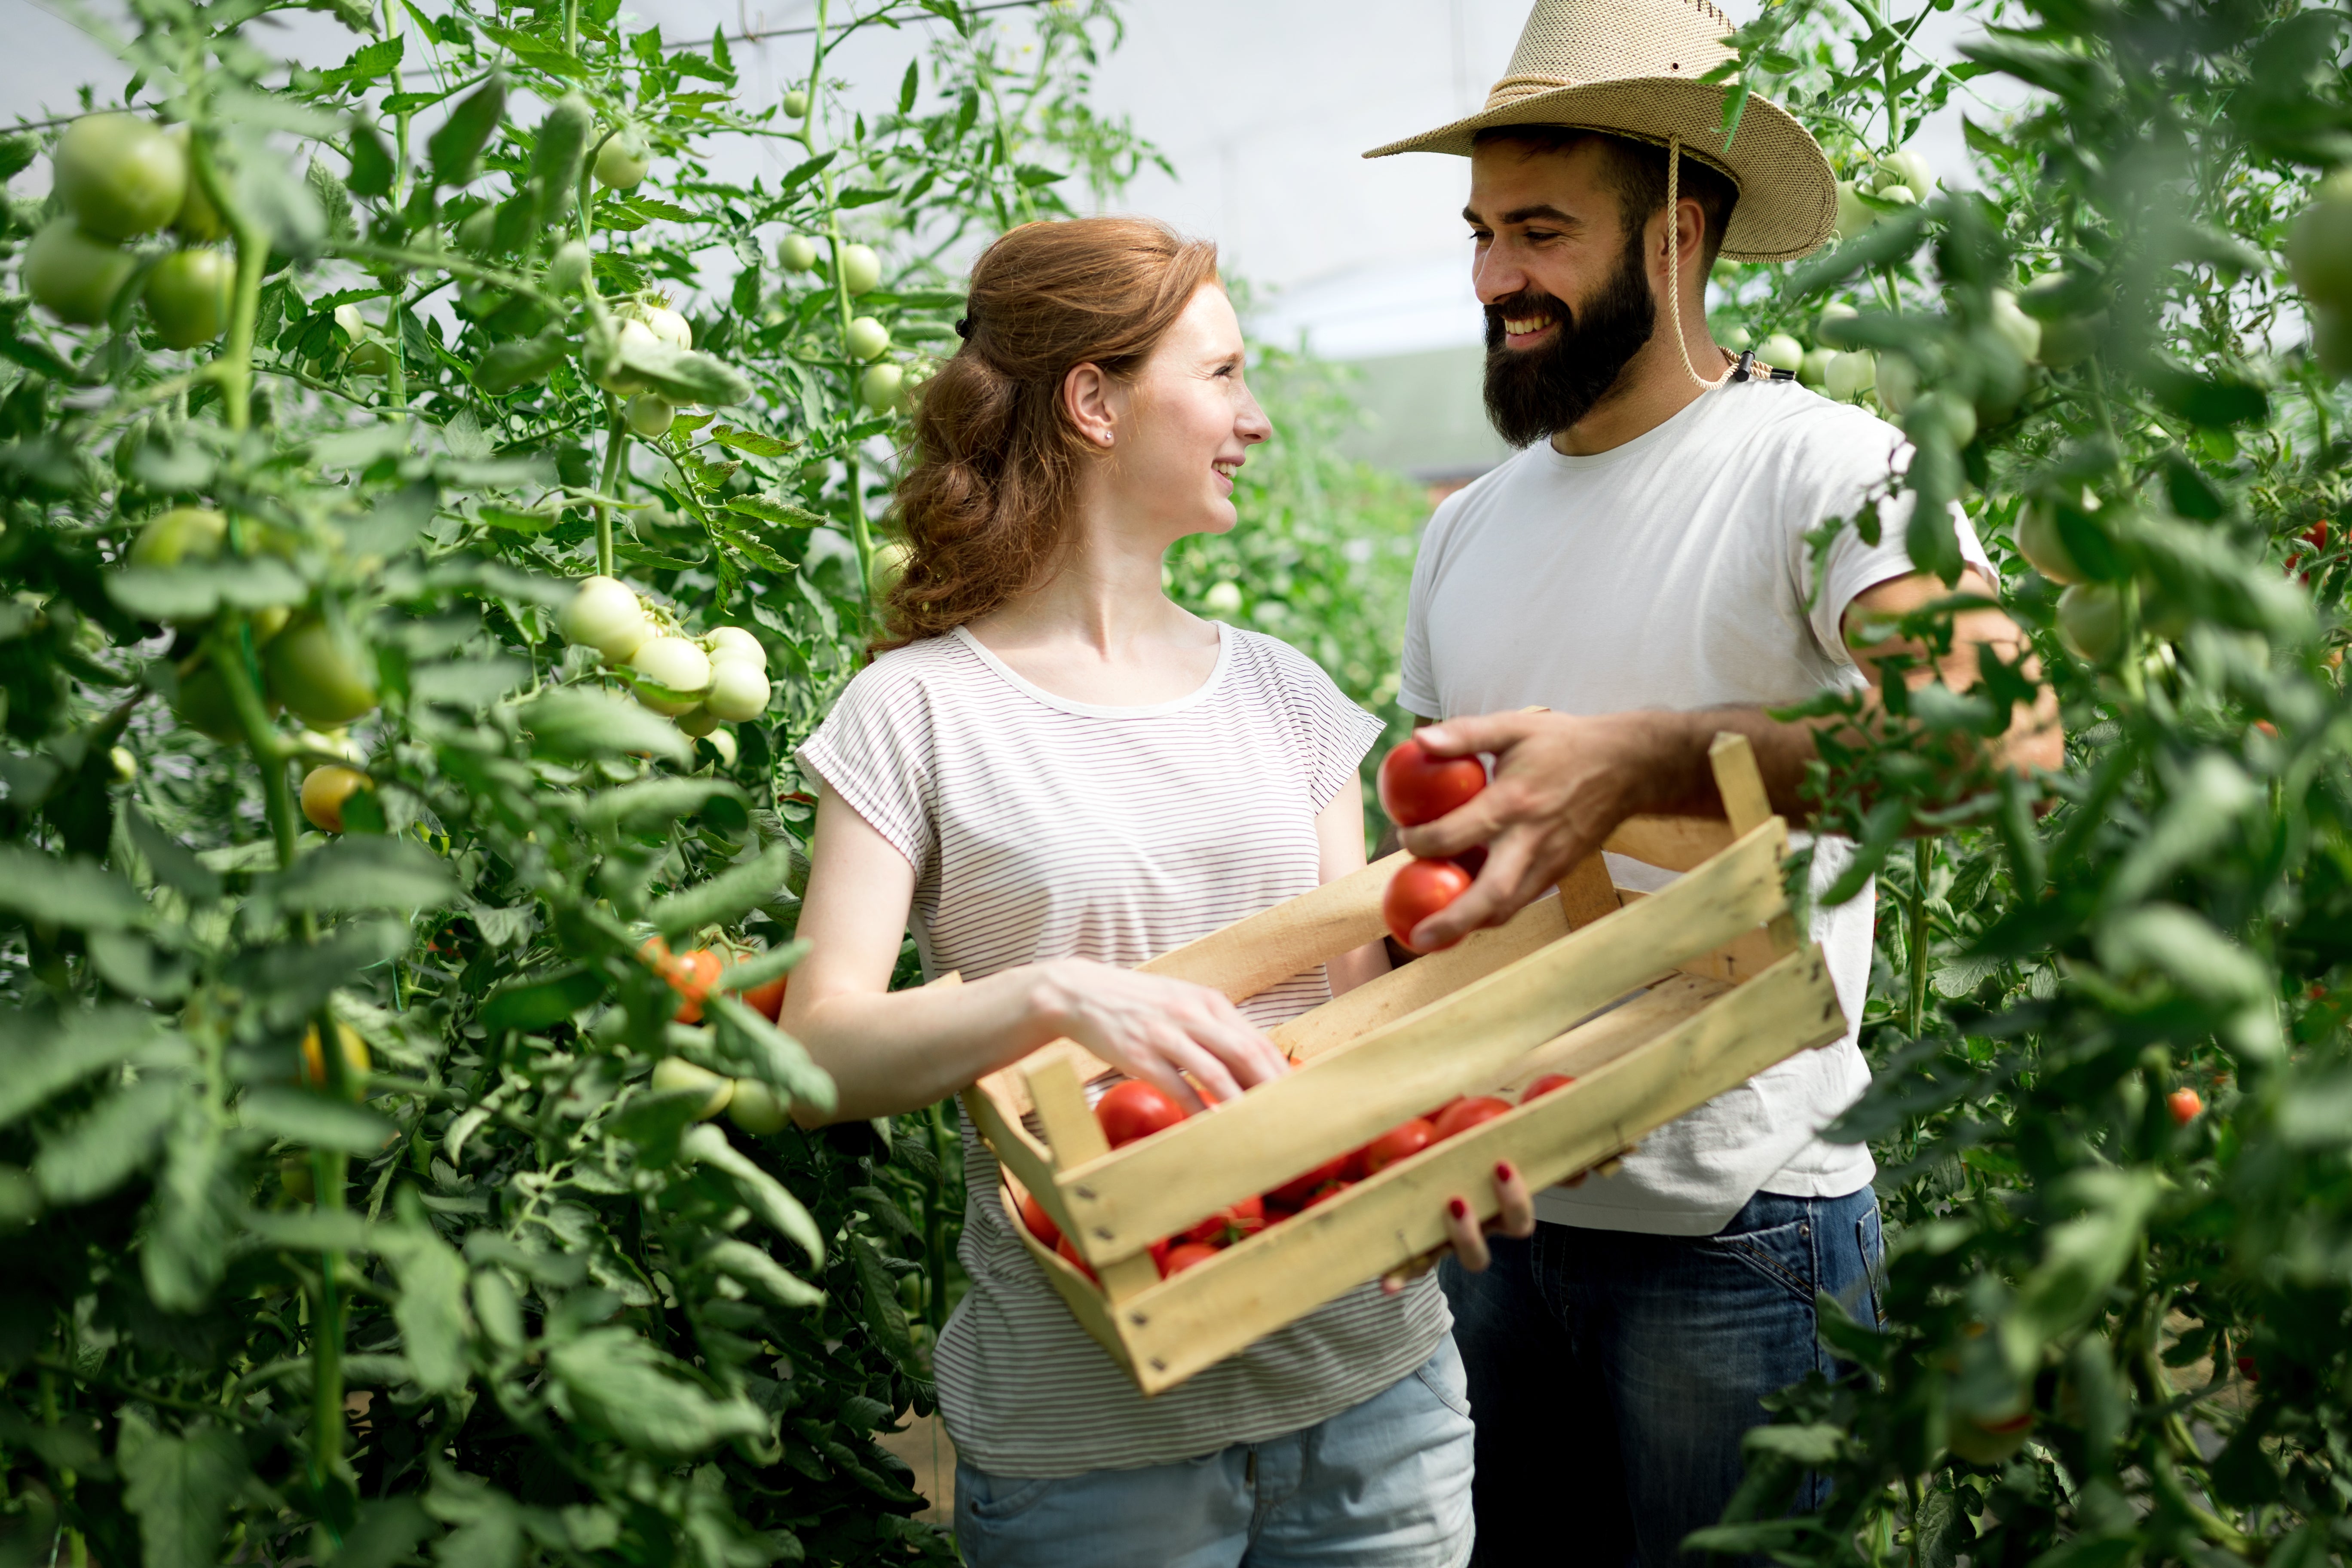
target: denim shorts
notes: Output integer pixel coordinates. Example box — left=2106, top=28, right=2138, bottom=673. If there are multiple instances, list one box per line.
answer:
left=952, top=1341, right=1476, bottom=1568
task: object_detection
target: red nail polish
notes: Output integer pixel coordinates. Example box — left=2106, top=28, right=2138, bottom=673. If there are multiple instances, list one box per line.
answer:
left=1448, top=1197, right=1468, bottom=1219
left=1494, top=1161, right=1515, bottom=1184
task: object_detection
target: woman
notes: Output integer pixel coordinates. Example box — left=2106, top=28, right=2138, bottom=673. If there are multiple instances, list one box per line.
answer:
left=781, top=216, right=1473, bottom=1566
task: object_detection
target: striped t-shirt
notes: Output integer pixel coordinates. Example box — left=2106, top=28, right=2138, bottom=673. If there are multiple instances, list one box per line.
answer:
left=796, top=622, right=1449, bottom=1478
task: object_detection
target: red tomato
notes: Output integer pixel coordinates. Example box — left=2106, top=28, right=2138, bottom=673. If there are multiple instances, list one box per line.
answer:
left=1096, top=1081, right=1186, bottom=1147
left=1302, top=1179, right=1353, bottom=1208
left=1268, top=1154, right=1352, bottom=1208
left=2237, top=1354, right=2260, bottom=1384
left=1017, top=1191, right=1062, bottom=1251
left=1384, top=858, right=1474, bottom=953
left=1150, top=1237, right=1173, bottom=1272
left=1363, top=1118, right=1436, bottom=1174
left=1378, top=736, right=1486, bottom=828
left=1522, top=1072, right=1577, bottom=1100
left=741, top=974, right=788, bottom=1021
left=1182, top=1193, right=1265, bottom=1246
left=1161, top=1242, right=1220, bottom=1277
left=2168, top=1087, right=2204, bottom=1125
left=1055, top=1234, right=1098, bottom=1284
left=1424, top=1096, right=1465, bottom=1124
left=644, top=940, right=724, bottom=1023
left=1433, top=1096, right=1513, bottom=1141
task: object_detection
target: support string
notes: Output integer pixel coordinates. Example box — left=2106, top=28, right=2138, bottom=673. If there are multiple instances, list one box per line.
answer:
left=1668, top=134, right=1733, bottom=394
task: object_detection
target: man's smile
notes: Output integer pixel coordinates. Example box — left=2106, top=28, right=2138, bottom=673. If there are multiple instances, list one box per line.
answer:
left=1502, top=315, right=1560, bottom=350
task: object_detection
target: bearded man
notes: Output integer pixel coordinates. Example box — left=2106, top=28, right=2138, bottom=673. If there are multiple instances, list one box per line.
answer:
left=1368, top=0, right=2062, bottom=1562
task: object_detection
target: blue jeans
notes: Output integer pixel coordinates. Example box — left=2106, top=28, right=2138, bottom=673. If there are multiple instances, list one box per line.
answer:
left=953, top=1343, right=1476, bottom=1567
left=1439, top=1187, right=1882, bottom=1568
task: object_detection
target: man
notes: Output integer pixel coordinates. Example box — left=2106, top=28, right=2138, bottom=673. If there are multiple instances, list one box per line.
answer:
left=1368, top=0, right=2063, bottom=1562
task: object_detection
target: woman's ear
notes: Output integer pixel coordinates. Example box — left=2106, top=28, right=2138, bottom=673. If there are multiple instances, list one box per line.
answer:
left=1062, top=362, right=1120, bottom=449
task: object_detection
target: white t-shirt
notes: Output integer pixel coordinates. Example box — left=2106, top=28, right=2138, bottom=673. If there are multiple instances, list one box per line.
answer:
left=1399, top=378, right=1992, bottom=1236
left=797, top=623, right=1448, bottom=1477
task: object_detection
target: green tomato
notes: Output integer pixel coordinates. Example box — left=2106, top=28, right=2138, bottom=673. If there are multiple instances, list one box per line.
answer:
left=23, top=220, right=137, bottom=327
left=1719, top=324, right=1752, bottom=351
left=838, top=242, right=882, bottom=296
left=868, top=539, right=910, bottom=600
left=144, top=248, right=234, bottom=349
left=594, top=131, right=651, bottom=190
left=129, top=505, right=227, bottom=568
left=702, top=727, right=738, bottom=768
left=1989, top=288, right=2042, bottom=365
left=547, top=239, right=591, bottom=296
left=1946, top=1408, right=2034, bottom=1467
left=2017, top=502, right=2087, bottom=584
left=676, top=705, right=721, bottom=737
left=560, top=574, right=649, bottom=662
left=168, top=127, right=226, bottom=242
left=630, top=635, right=711, bottom=717
left=264, top=615, right=380, bottom=726
left=2315, top=306, right=2352, bottom=379
left=2288, top=171, right=2352, bottom=311
left=2056, top=582, right=2125, bottom=664
left=706, top=625, right=766, bottom=672
left=1799, top=347, right=1836, bottom=387
left=1877, top=352, right=1919, bottom=416
left=1817, top=301, right=1860, bottom=348
left=625, top=392, right=677, bottom=438
left=846, top=315, right=891, bottom=360
left=859, top=361, right=905, bottom=413
left=174, top=661, right=274, bottom=742
left=54, top=113, right=187, bottom=239
left=651, top=1055, right=732, bottom=1119
left=1875, top=148, right=1933, bottom=199
left=1832, top=179, right=1877, bottom=242
left=1203, top=581, right=1243, bottom=616
left=776, top=234, right=819, bottom=273
left=1824, top=350, right=1876, bottom=401
left=1755, top=332, right=1805, bottom=374
left=702, top=657, right=771, bottom=722
left=1876, top=183, right=1917, bottom=206
left=727, top=1078, right=790, bottom=1134
left=783, top=89, right=810, bottom=118
left=335, top=304, right=392, bottom=377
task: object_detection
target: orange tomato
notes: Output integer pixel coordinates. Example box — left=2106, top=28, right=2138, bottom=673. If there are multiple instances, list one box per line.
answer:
left=741, top=974, right=788, bottom=1021
left=643, top=938, right=724, bottom=1023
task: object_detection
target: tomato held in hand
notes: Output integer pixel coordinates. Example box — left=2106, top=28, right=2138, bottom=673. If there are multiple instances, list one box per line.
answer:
left=1161, top=1242, right=1220, bottom=1277
left=1096, top=1080, right=1186, bottom=1147
left=1362, top=1118, right=1436, bottom=1174
left=2168, top=1087, right=2204, bottom=1125
left=1384, top=858, right=1474, bottom=952
left=1433, top=1096, right=1513, bottom=1141
left=1018, top=1191, right=1062, bottom=1251
left=1378, top=735, right=1486, bottom=828
left=1522, top=1072, right=1577, bottom=1100
left=1268, top=1154, right=1352, bottom=1208
left=1182, top=1194, right=1265, bottom=1246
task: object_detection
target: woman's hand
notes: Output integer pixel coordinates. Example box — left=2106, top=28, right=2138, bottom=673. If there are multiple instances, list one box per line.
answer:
left=1029, top=958, right=1289, bottom=1112
left=1380, top=1160, right=1538, bottom=1294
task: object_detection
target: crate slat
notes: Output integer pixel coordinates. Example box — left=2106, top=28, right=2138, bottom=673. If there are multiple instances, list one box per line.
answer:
left=1107, top=943, right=1847, bottom=1393
left=1053, top=817, right=1791, bottom=1262
left=1270, top=895, right=1571, bottom=1063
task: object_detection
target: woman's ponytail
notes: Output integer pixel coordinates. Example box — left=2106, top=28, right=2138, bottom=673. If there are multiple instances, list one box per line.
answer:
left=881, top=216, right=1219, bottom=646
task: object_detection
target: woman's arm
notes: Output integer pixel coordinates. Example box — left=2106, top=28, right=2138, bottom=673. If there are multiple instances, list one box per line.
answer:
left=780, top=784, right=1292, bottom=1124
left=1317, top=781, right=1389, bottom=997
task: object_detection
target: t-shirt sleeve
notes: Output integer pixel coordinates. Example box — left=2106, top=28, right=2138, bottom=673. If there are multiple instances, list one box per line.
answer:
left=793, top=664, right=939, bottom=876
left=1795, top=417, right=1998, bottom=671
left=1259, top=636, right=1387, bottom=812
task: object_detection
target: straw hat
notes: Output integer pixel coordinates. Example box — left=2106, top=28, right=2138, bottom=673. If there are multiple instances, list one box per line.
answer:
left=1364, top=0, right=1837, bottom=263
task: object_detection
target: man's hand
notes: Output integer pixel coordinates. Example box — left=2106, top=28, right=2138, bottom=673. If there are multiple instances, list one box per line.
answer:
left=1396, top=709, right=1686, bottom=951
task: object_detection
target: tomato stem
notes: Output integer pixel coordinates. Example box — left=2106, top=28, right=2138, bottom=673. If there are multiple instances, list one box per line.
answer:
left=595, top=401, right=626, bottom=576
left=188, top=130, right=266, bottom=434
left=805, top=0, right=877, bottom=625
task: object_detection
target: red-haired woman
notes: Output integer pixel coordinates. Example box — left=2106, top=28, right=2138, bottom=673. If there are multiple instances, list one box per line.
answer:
left=781, top=217, right=1473, bottom=1565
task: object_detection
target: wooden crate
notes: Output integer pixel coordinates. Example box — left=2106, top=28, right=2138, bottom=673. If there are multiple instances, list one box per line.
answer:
left=959, top=734, right=1849, bottom=1396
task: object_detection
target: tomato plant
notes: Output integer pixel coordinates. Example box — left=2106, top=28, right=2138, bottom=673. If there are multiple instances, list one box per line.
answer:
left=1687, top=2, right=2352, bottom=1563
left=0, top=0, right=1167, bottom=1562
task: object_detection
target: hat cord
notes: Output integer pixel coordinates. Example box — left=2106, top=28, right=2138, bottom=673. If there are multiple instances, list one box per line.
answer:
left=1667, top=135, right=1733, bottom=395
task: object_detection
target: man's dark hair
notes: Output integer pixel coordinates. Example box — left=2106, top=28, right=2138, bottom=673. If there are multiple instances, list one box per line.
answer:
left=1472, top=126, right=1740, bottom=269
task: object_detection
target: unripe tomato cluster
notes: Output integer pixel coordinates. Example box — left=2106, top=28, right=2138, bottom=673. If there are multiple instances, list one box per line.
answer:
left=23, top=114, right=233, bottom=345
left=1020, top=1069, right=1578, bottom=1283
left=643, top=936, right=794, bottom=1135
left=559, top=575, right=774, bottom=740
left=1377, top=735, right=1488, bottom=952
left=595, top=295, right=695, bottom=397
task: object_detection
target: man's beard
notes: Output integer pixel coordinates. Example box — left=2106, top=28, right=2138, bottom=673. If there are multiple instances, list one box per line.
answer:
left=1481, top=231, right=1657, bottom=448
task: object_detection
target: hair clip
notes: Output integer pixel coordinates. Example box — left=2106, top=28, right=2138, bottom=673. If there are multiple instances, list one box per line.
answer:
left=954, top=316, right=974, bottom=340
